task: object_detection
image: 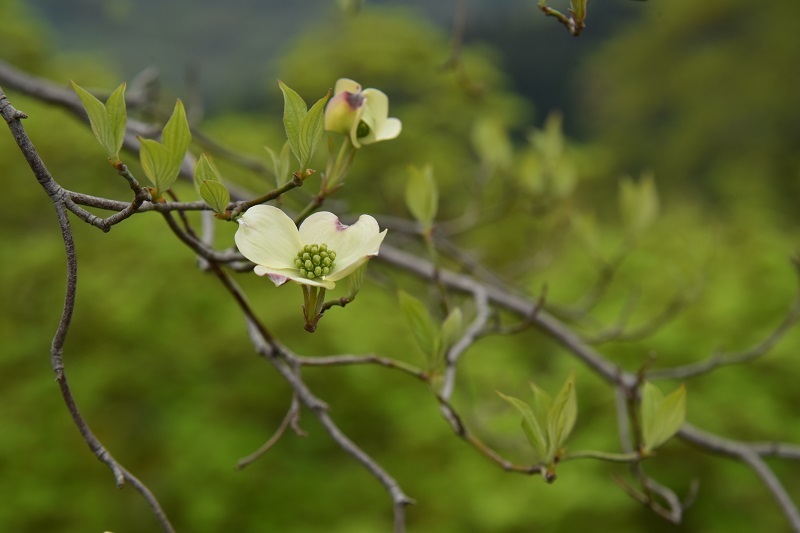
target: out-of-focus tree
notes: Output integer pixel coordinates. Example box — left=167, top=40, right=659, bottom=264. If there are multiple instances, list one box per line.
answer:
left=581, top=0, right=800, bottom=216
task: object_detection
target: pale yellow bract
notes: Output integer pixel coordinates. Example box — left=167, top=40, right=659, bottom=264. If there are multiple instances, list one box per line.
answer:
left=235, top=205, right=387, bottom=290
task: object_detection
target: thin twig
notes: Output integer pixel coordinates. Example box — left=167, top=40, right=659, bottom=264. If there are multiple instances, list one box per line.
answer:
left=237, top=396, right=302, bottom=469
left=585, top=287, right=698, bottom=345
left=295, top=354, right=430, bottom=382
left=648, top=293, right=800, bottom=380
left=435, top=394, right=545, bottom=478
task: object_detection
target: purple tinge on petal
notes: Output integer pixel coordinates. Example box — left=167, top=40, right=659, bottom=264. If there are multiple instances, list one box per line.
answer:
left=346, top=92, right=365, bottom=110
left=335, top=218, right=348, bottom=231
left=267, top=274, right=289, bottom=287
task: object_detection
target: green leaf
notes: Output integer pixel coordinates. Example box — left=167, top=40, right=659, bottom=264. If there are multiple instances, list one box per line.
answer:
left=199, top=180, right=231, bottom=215
left=619, top=172, right=659, bottom=239
left=641, top=382, right=686, bottom=452
left=105, top=83, right=127, bottom=161
left=546, top=371, right=577, bottom=457
left=529, top=382, right=552, bottom=427
left=162, top=99, right=191, bottom=162
left=640, top=381, right=663, bottom=449
left=278, top=80, right=308, bottom=167
left=71, top=81, right=115, bottom=159
left=397, top=290, right=439, bottom=366
left=194, top=154, right=221, bottom=191
left=298, top=89, right=332, bottom=168
left=278, top=141, right=292, bottom=184
left=654, top=385, right=686, bottom=445
left=139, top=138, right=180, bottom=196
left=498, top=392, right=548, bottom=463
left=405, top=165, right=439, bottom=230
left=266, top=141, right=292, bottom=186
left=439, top=307, right=463, bottom=355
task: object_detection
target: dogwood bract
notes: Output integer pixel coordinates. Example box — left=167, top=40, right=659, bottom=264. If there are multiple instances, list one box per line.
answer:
left=324, top=78, right=402, bottom=148
left=235, top=205, right=387, bottom=290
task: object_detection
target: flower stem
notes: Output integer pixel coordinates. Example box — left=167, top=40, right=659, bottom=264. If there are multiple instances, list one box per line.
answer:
left=302, top=285, right=327, bottom=332
left=324, top=138, right=357, bottom=193
left=295, top=139, right=357, bottom=225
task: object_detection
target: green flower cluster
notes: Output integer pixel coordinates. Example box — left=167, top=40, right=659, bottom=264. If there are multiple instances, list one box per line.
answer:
left=294, top=243, right=336, bottom=279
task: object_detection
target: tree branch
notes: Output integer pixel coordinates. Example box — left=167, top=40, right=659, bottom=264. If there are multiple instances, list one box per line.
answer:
left=1, top=88, right=174, bottom=532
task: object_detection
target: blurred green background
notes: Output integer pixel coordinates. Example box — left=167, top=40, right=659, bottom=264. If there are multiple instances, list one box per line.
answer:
left=1, top=0, right=799, bottom=531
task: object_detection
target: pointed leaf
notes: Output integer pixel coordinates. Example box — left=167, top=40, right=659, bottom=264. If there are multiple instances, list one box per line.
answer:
left=70, top=81, right=115, bottom=158
left=298, top=89, right=332, bottom=168
left=278, top=141, right=291, bottom=184
left=529, top=382, right=553, bottom=429
left=397, top=290, right=439, bottom=366
left=640, top=381, right=663, bottom=451
left=139, top=138, right=180, bottom=195
left=199, top=180, right=231, bottom=215
left=405, top=165, right=439, bottom=230
left=194, top=154, right=221, bottom=191
left=546, top=372, right=577, bottom=456
left=105, top=82, right=127, bottom=161
left=654, top=385, right=686, bottom=444
left=278, top=80, right=308, bottom=166
left=162, top=99, right=191, bottom=162
left=641, top=382, right=687, bottom=452
left=266, top=141, right=293, bottom=186
left=498, top=392, right=548, bottom=463
left=439, top=307, right=463, bottom=354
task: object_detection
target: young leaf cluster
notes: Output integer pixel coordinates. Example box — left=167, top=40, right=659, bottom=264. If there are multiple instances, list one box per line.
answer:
left=70, top=81, right=126, bottom=165
left=194, top=154, right=231, bottom=216
left=498, top=372, right=577, bottom=469
left=138, top=100, right=191, bottom=199
left=279, top=81, right=332, bottom=172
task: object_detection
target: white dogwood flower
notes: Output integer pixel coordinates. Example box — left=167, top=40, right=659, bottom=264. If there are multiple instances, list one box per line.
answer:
left=235, top=205, right=387, bottom=290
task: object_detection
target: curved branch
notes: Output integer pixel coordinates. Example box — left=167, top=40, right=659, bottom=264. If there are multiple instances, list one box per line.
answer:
left=648, top=293, right=800, bottom=380
left=440, top=284, right=489, bottom=400
left=237, top=395, right=302, bottom=470
left=200, top=258, right=415, bottom=531
left=376, top=243, right=800, bottom=529
left=2, top=87, right=174, bottom=532
left=680, top=423, right=800, bottom=531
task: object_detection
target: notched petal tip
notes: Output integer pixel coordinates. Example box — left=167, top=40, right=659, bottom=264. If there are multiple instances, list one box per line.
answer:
left=267, top=273, right=289, bottom=287
left=334, top=78, right=362, bottom=96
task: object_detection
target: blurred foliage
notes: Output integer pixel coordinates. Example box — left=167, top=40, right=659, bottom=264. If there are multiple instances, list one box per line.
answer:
left=1, top=0, right=799, bottom=532
left=580, top=0, right=800, bottom=220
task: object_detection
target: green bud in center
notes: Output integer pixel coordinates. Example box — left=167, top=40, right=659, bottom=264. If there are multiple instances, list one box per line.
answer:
left=294, top=243, right=337, bottom=280
left=356, top=120, right=371, bottom=139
